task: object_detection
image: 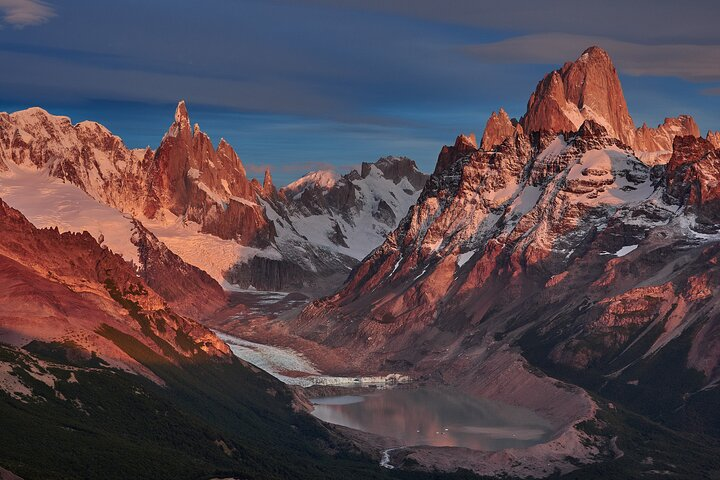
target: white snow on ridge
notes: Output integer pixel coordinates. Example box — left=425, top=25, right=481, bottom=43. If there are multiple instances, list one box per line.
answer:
left=456, top=250, right=475, bottom=268
left=599, top=244, right=639, bottom=257
left=567, top=147, right=654, bottom=206
left=141, top=214, right=280, bottom=285
left=0, top=163, right=140, bottom=265
left=284, top=170, right=340, bottom=199
left=614, top=244, right=638, bottom=257
left=0, top=162, right=276, bottom=287
left=272, top=164, right=424, bottom=262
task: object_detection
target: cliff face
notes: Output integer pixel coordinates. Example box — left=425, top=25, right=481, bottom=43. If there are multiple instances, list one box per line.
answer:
left=145, top=102, right=274, bottom=244
left=521, top=46, right=636, bottom=145
left=0, top=199, right=230, bottom=383
left=239, top=156, right=429, bottom=292
left=0, top=102, right=274, bottom=247
left=480, top=108, right=523, bottom=151
left=480, top=47, right=700, bottom=165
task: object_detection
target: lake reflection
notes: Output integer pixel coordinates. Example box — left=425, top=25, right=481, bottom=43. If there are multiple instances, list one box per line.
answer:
left=310, top=388, right=553, bottom=450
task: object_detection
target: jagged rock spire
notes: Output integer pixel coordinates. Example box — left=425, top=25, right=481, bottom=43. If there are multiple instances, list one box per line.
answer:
left=520, top=46, right=635, bottom=145
left=263, top=167, right=275, bottom=194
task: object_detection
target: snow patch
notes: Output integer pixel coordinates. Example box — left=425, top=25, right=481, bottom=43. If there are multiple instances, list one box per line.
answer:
left=140, top=213, right=280, bottom=286
left=614, top=245, right=638, bottom=257
left=456, top=250, right=475, bottom=268
left=0, top=163, right=140, bottom=265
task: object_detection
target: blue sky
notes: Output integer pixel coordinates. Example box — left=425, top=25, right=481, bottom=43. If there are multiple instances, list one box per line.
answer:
left=1, top=0, right=719, bottom=185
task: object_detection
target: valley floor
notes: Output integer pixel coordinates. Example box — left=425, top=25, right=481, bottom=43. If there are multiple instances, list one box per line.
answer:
left=204, top=290, right=608, bottom=479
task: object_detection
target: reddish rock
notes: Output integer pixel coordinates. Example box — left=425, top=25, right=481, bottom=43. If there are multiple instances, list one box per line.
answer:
left=707, top=130, right=720, bottom=148
left=131, top=220, right=226, bottom=319
left=633, top=115, right=700, bottom=164
left=0, top=199, right=231, bottom=380
left=434, top=133, right=477, bottom=175
left=521, top=46, right=635, bottom=145
left=480, top=108, right=523, bottom=151
left=666, top=135, right=720, bottom=210
left=146, top=102, right=273, bottom=244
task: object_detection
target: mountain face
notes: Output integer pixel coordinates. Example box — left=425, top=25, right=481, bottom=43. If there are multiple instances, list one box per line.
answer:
left=0, top=103, right=273, bottom=246
left=484, top=46, right=704, bottom=166
left=230, top=156, right=429, bottom=291
left=0, top=200, right=427, bottom=480
left=521, top=46, right=636, bottom=146
left=0, top=105, right=426, bottom=294
left=0, top=199, right=230, bottom=381
left=293, top=47, right=720, bottom=437
left=145, top=102, right=274, bottom=244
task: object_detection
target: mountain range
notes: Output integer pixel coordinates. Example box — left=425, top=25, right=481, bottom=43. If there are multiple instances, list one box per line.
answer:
left=0, top=103, right=427, bottom=294
left=3, top=46, right=720, bottom=479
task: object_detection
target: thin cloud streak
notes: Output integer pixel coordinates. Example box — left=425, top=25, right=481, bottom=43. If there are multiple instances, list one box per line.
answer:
left=464, top=34, right=720, bottom=83
left=0, top=0, right=55, bottom=27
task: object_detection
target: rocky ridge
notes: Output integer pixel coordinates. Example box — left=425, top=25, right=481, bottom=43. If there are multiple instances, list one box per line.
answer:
left=483, top=46, right=708, bottom=166
left=0, top=105, right=427, bottom=293
left=0, top=199, right=230, bottom=387
left=290, top=47, right=720, bottom=451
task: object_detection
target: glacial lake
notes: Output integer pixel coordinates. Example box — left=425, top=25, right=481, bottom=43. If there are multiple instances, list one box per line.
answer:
left=310, top=387, right=554, bottom=451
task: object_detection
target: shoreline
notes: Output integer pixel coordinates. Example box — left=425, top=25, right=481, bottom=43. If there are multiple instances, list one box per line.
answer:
left=212, top=326, right=609, bottom=478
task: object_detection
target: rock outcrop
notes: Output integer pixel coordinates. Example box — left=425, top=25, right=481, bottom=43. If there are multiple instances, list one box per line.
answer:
left=521, top=46, right=635, bottom=145
left=0, top=199, right=230, bottom=381
left=145, top=102, right=274, bottom=244
left=480, top=108, right=523, bottom=151
left=0, top=102, right=275, bottom=246
left=248, top=156, right=429, bottom=292
left=706, top=130, right=720, bottom=148
left=478, top=47, right=701, bottom=165
left=0, top=104, right=426, bottom=293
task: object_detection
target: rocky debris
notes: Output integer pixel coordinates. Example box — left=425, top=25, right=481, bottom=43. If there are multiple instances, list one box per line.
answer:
left=226, top=256, right=309, bottom=291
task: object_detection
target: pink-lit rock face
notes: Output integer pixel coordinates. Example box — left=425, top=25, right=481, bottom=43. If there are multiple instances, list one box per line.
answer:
left=0, top=200, right=231, bottom=381
left=292, top=48, right=720, bottom=414
left=521, top=46, right=636, bottom=145
left=666, top=135, right=720, bottom=213
left=707, top=130, right=720, bottom=148
left=0, top=102, right=274, bottom=246
left=480, top=108, right=523, bottom=151
left=634, top=115, right=700, bottom=154
left=477, top=46, right=700, bottom=165
left=0, top=103, right=429, bottom=291
left=145, top=102, right=274, bottom=244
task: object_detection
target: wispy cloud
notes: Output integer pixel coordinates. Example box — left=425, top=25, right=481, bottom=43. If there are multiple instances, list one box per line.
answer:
left=0, top=0, right=55, bottom=27
left=464, top=34, right=720, bottom=83
left=248, top=161, right=340, bottom=176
